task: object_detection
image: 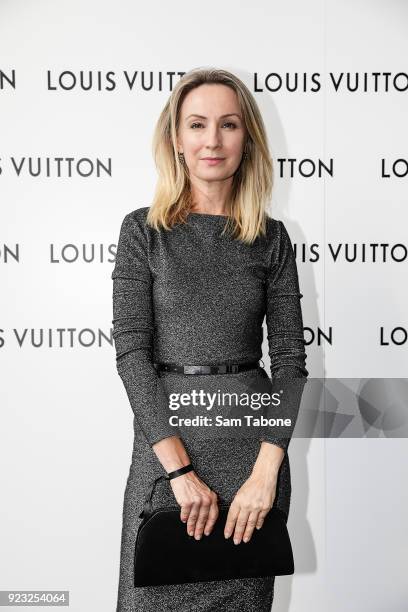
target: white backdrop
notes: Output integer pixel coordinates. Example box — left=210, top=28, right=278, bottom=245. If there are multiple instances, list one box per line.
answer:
left=1, top=0, right=407, bottom=610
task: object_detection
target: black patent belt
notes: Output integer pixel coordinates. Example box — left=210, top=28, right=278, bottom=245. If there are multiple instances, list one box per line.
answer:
left=153, top=360, right=261, bottom=375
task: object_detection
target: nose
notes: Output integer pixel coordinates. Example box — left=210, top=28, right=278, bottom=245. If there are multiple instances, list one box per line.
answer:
left=205, top=123, right=223, bottom=149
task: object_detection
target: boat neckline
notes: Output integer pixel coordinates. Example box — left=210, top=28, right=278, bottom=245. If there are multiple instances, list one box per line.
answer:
left=188, top=212, right=230, bottom=219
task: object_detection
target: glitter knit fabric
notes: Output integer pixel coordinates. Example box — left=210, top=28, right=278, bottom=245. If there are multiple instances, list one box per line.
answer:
left=111, top=206, right=308, bottom=611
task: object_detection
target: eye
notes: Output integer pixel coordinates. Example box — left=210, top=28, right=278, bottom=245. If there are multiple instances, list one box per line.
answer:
left=189, top=121, right=238, bottom=129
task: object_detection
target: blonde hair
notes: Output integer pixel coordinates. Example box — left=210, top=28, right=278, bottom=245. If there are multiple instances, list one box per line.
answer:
left=147, top=67, right=273, bottom=244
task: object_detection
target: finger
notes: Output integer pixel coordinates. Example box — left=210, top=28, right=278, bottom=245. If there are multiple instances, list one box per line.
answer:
left=242, top=510, right=259, bottom=543
left=194, top=500, right=212, bottom=540
left=203, top=498, right=219, bottom=536
left=256, top=509, right=269, bottom=530
left=232, top=509, right=250, bottom=545
left=224, top=504, right=239, bottom=539
left=186, top=502, right=200, bottom=536
left=180, top=502, right=192, bottom=524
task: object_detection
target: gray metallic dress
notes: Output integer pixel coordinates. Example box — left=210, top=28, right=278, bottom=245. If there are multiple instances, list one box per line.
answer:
left=111, top=206, right=308, bottom=612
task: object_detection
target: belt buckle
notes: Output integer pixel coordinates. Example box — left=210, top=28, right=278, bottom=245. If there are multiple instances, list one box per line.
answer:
left=217, top=364, right=227, bottom=374
left=230, top=364, right=239, bottom=374
left=184, top=365, right=212, bottom=375
left=184, top=365, right=201, bottom=374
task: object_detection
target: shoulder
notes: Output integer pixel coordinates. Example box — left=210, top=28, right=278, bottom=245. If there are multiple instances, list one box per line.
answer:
left=265, top=215, right=281, bottom=232
left=116, top=206, right=150, bottom=236
left=112, top=207, right=153, bottom=257
left=265, top=216, right=292, bottom=244
left=264, top=215, right=284, bottom=245
left=122, top=206, right=150, bottom=226
left=263, top=217, right=296, bottom=268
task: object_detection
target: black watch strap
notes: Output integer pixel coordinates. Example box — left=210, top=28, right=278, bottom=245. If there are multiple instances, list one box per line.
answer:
left=167, top=463, right=194, bottom=480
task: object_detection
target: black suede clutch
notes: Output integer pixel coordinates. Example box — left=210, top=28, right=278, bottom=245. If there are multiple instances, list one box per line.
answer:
left=134, top=475, right=294, bottom=587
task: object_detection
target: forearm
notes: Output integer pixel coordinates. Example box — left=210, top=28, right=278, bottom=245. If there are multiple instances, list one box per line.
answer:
left=252, top=441, right=285, bottom=477
left=152, top=435, right=192, bottom=473
left=116, top=353, right=180, bottom=447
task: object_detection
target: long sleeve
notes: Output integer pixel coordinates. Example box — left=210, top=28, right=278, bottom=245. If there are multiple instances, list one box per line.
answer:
left=111, top=211, right=180, bottom=447
left=261, top=220, right=308, bottom=453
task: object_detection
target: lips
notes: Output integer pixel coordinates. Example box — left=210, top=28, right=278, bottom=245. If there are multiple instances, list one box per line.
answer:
left=202, top=158, right=224, bottom=160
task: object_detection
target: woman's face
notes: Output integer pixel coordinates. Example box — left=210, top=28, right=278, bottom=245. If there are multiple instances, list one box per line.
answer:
left=177, top=83, right=247, bottom=184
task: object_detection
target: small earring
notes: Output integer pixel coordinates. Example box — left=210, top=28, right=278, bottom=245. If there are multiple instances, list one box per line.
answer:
left=243, top=149, right=248, bottom=160
left=178, top=152, right=185, bottom=164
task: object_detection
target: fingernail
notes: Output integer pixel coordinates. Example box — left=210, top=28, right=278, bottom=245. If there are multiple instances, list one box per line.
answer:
left=195, top=535, right=201, bottom=540
left=234, top=539, right=239, bottom=545
left=224, top=532, right=230, bottom=538
left=243, top=537, right=249, bottom=543
left=204, top=531, right=210, bottom=536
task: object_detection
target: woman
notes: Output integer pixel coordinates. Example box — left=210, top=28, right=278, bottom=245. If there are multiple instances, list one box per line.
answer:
left=112, top=67, right=308, bottom=611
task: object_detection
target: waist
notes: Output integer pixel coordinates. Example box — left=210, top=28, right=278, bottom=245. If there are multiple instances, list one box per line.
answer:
left=153, top=359, right=262, bottom=375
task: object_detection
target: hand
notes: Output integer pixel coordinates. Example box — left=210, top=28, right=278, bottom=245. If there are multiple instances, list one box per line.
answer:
left=224, top=471, right=278, bottom=545
left=169, top=471, right=219, bottom=540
